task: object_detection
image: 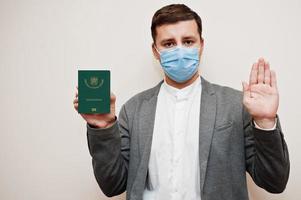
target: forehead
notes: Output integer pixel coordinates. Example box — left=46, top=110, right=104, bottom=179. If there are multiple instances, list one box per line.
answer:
left=155, top=20, right=199, bottom=41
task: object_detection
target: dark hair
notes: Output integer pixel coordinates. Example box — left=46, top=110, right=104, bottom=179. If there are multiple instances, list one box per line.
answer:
left=151, top=4, right=203, bottom=43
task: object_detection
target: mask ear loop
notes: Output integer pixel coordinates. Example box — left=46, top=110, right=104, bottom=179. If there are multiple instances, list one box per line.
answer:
left=153, top=44, right=161, bottom=55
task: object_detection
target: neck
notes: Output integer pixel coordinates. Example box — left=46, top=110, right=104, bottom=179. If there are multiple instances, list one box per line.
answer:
left=165, top=71, right=200, bottom=89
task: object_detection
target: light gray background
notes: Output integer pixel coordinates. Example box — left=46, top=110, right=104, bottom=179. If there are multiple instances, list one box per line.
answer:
left=0, top=0, right=300, bottom=199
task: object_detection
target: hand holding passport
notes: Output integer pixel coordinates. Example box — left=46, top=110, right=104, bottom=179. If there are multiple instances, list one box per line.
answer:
left=73, top=70, right=116, bottom=128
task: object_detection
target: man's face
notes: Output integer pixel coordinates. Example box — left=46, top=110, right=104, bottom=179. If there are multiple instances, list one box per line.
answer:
left=152, top=19, right=204, bottom=60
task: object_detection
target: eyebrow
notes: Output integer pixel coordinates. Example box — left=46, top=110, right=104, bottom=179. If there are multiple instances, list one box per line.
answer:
left=160, top=35, right=197, bottom=43
left=182, top=36, right=197, bottom=40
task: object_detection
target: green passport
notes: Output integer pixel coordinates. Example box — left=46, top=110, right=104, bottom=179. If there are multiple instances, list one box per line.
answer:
left=78, top=70, right=110, bottom=114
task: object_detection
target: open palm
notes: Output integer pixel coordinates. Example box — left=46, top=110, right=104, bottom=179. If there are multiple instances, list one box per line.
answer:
left=242, top=58, right=279, bottom=128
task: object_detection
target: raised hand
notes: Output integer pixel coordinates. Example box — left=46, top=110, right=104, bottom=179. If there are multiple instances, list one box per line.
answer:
left=73, top=86, right=117, bottom=128
left=242, top=58, right=279, bottom=129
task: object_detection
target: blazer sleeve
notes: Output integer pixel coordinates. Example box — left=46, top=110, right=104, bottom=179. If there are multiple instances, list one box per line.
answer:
left=243, top=105, right=290, bottom=193
left=86, top=104, right=130, bottom=197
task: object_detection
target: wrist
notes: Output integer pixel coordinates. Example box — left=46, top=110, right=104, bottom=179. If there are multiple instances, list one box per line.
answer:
left=102, top=116, right=117, bottom=128
left=89, top=116, right=117, bottom=129
left=253, top=117, right=276, bottom=129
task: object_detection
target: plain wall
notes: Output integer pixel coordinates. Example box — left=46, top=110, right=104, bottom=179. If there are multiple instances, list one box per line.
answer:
left=0, top=0, right=300, bottom=199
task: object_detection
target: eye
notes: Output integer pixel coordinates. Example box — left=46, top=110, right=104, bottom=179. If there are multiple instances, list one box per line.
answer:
left=163, top=42, right=175, bottom=48
left=183, top=40, right=195, bottom=46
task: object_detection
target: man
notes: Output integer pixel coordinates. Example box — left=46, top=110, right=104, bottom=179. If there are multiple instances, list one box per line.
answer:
left=73, top=4, right=289, bottom=200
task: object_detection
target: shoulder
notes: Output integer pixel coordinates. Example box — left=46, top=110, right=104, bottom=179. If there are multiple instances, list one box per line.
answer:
left=211, top=82, right=243, bottom=104
left=200, top=76, right=242, bottom=103
left=203, top=78, right=245, bottom=123
left=122, top=80, right=163, bottom=110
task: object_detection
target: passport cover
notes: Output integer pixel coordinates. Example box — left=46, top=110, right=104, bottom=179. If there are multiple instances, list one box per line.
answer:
left=78, top=70, right=110, bottom=114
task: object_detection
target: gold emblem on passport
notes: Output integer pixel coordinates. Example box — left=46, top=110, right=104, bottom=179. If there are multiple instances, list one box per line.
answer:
left=84, top=77, right=104, bottom=89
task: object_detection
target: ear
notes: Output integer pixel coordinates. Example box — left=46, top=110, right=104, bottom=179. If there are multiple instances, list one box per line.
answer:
left=199, top=38, right=205, bottom=56
left=152, top=43, right=160, bottom=60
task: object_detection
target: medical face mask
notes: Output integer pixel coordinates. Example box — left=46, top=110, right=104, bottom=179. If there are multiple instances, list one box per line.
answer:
left=155, top=46, right=200, bottom=83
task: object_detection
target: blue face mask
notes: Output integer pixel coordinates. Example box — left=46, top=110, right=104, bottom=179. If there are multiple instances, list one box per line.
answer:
left=155, top=46, right=200, bottom=83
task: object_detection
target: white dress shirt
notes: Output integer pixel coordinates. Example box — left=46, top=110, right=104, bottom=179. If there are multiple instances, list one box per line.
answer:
left=143, top=76, right=202, bottom=200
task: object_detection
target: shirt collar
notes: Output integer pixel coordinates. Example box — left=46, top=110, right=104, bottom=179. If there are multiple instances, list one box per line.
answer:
left=162, top=76, right=201, bottom=101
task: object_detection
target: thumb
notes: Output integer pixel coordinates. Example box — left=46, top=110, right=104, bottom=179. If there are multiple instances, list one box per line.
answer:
left=242, top=81, right=252, bottom=99
left=242, top=81, right=249, bottom=92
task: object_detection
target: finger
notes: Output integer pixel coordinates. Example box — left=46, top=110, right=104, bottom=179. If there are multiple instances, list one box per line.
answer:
left=257, top=58, right=265, bottom=84
left=242, top=81, right=251, bottom=96
left=264, top=61, right=271, bottom=86
left=271, top=70, right=277, bottom=89
left=249, top=63, right=258, bottom=85
left=242, top=81, right=252, bottom=106
left=110, top=92, right=116, bottom=102
left=73, top=98, right=78, bottom=104
left=242, top=81, right=247, bottom=92
left=74, top=103, right=78, bottom=110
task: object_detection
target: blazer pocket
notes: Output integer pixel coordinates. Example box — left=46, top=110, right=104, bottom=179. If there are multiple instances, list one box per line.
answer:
left=214, top=121, right=233, bottom=131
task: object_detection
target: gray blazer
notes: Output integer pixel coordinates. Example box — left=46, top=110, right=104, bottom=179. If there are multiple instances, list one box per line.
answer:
left=86, top=76, right=289, bottom=200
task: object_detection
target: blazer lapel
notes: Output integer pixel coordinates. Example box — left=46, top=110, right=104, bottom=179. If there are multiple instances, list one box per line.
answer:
left=199, top=77, right=217, bottom=195
left=138, top=80, right=163, bottom=154
left=133, top=80, right=163, bottom=196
